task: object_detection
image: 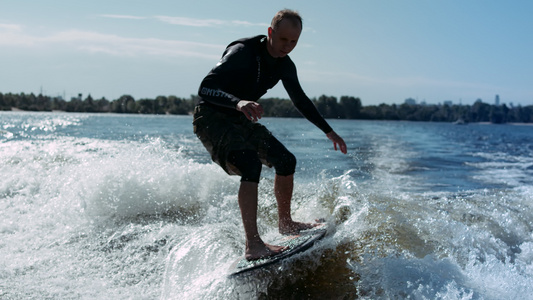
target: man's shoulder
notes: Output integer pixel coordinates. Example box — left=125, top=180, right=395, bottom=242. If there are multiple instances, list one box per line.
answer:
left=228, top=35, right=266, bottom=47
left=216, top=36, right=264, bottom=69
left=279, top=54, right=296, bottom=75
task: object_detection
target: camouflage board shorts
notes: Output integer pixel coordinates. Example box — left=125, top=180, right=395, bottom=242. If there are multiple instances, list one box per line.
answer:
left=193, top=105, right=273, bottom=176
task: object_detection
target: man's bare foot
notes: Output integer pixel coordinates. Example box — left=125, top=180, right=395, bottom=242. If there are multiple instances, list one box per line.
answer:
left=279, top=220, right=321, bottom=235
left=245, top=242, right=287, bottom=261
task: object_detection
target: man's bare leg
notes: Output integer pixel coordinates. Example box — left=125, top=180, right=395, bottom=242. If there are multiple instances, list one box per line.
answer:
left=275, top=174, right=318, bottom=235
left=239, top=181, right=286, bottom=260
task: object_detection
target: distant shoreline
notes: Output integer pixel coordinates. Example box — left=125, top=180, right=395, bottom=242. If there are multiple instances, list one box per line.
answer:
left=4, top=107, right=533, bottom=125
left=2, top=92, right=532, bottom=124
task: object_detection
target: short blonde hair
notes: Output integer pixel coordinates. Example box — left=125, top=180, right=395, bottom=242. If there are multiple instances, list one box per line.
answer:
left=271, top=9, right=303, bottom=30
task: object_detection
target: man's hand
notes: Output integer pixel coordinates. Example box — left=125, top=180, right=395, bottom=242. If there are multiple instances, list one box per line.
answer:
left=326, top=131, right=347, bottom=154
left=237, top=100, right=264, bottom=122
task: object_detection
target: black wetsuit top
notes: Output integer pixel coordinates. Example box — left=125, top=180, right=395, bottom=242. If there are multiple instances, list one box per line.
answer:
left=197, top=35, right=333, bottom=134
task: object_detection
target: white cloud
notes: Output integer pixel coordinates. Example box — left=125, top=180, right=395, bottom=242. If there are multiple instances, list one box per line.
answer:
left=0, top=23, right=22, bottom=31
left=106, top=15, right=269, bottom=28
left=155, top=15, right=268, bottom=27
left=0, top=25, right=223, bottom=60
left=155, top=16, right=225, bottom=27
left=55, top=30, right=223, bottom=59
left=230, top=20, right=270, bottom=27
left=303, top=69, right=494, bottom=91
left=0, top=23, right=34, bottom=46
left=98, top=14, right=147, bottom=20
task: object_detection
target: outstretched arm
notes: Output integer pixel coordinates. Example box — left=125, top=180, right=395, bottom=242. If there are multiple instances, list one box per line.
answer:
left=326, top=131, right=347, bottom=154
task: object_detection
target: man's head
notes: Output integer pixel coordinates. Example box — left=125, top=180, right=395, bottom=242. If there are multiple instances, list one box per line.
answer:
left=267, top=9, right=303, bottom=58
left=270, top=9, right=303, bottom=31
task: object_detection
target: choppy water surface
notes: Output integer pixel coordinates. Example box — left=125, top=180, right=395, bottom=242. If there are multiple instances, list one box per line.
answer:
left=1, top=112, right=532, bottom=299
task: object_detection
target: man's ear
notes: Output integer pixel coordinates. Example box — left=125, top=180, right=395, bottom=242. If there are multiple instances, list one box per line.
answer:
left=267, top=27, right=273, bottom=38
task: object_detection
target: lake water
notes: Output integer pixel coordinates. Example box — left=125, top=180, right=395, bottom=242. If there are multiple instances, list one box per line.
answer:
left=1, top=112, right=532, bottom=299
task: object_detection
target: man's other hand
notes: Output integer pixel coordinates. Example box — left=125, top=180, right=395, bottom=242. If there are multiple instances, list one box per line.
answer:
left=237, top=100, right=264, bottom=122
left=326, top=131, right=347, bottom=154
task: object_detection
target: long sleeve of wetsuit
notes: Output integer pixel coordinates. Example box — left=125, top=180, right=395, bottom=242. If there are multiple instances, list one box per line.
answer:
left=198, top=43, right=251, bottom=109
left=282, top=61, right=333, bottom=134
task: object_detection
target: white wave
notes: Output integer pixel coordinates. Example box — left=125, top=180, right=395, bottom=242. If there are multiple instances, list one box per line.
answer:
left=337, top=171, right=533, bottom=300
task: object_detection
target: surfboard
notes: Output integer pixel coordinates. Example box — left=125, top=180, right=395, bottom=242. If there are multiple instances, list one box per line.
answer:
left=228, top=223, right=328, bottom=277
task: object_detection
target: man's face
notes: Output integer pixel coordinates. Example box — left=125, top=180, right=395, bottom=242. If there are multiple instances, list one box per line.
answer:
left=267, top=20, right=302, bottom=58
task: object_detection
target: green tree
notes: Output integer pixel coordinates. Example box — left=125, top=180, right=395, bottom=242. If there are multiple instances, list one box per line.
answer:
left=155, top=96, right=168, bottom=114
left=360, top=105, right=382, bottom=120
left=0, top=93, right=7, bottom=110
left=469, top=100, right=490, bottom=122
left=315, top=95, right=339, bottom=118
left=339, top=96, right=362, bottom=119
left=168, top=95, right=191, bottom=114
left=111, top=95, right=135, bottom=113
left=137, top=99, right=154, bottom=114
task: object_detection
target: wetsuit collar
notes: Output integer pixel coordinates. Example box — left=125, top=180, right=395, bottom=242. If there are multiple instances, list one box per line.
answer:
left=260, top=37, right=279, bottom=64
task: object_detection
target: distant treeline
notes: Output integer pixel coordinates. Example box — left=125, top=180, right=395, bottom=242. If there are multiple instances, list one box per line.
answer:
left=1, top=92, right=532, bottom=124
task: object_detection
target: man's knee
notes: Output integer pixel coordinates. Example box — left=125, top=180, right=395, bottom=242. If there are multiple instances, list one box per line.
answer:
left=274, top=152, right=296, bottom=176
left=265, top=136, right=296, bottom=176
left=227, top=150, right=262, bottom=183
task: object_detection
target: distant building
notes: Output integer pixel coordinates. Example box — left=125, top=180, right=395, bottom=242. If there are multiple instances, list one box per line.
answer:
left=443, top=100, right=453, bottom=106
left=70, top=93, right=83, bottom=101
left=404, top=98, right=416, bottom=105
left=495, top=94, right=500, bottom=105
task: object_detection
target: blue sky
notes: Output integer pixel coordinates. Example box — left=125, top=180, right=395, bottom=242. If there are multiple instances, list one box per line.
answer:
left=1, top=0, right=532, bottom=106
